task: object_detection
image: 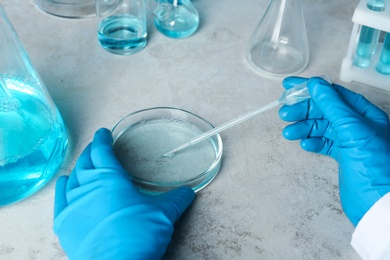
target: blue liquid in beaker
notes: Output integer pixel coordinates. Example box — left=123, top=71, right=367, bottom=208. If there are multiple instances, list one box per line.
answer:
left=98, top=14, right=147, bottom=55
left=154, top=2, right=199, bottom=39
left=0, top=77, right=68, bottom=206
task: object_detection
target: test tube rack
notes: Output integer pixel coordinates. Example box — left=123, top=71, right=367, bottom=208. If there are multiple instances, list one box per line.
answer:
left=340, top=0, right=390, bottom=91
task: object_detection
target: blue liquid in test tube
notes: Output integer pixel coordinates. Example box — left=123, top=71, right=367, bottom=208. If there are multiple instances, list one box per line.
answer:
left=353, top=0, right=386, bottom=68
left=376, top=33, right=390, bottom=74
left=353, top=26, right=380, bottom=67
left=367, top=0, right=386, bottom=11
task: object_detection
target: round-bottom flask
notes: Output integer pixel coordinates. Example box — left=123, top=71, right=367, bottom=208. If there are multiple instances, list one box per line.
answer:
left=153, top=0, right=199, bottom=39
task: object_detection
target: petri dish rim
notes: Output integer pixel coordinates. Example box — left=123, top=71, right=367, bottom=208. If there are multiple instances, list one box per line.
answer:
left=111, top=107, right=223, bottom=193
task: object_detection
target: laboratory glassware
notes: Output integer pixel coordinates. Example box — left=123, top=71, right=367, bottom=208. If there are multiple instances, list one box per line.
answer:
left=163, top=76, right=331, bottom=157
left=34, top=0, right=96, bottom=18
left=340, top=0, right=390, bottom=91
left=367, top=0, right=387, bottom=11
left=353, top=0, right=386, bottom=68
left=245, top=0, right=309, bottom=77
left=97, top=0, right=147, bottom=55
left=376, top=32, right=390, bottom=74
left=353, top=26, right=380, bottom=67
left=112, top=107, right=222, bottom=194
left=147, top=0, right=199, bottom=38
left=0, top=5, right=68, bottom=206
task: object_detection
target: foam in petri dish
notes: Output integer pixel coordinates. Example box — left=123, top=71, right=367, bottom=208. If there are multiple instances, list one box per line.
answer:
left=112, top=108, right=222, bottom=194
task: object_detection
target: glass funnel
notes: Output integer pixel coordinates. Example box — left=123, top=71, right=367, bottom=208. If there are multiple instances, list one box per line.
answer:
left=147, top=0, right=199, bottom=38
left=0, top=5, right=68, bottom=206
left=246, top=0, right=309, bottom=76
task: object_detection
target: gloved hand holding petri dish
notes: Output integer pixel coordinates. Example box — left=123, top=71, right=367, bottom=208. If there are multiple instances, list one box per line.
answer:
left=111, top=107, right=223, bottom=194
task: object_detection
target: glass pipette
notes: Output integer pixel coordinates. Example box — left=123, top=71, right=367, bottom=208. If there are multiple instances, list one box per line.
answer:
left=162, top=76, right=331, bottom=157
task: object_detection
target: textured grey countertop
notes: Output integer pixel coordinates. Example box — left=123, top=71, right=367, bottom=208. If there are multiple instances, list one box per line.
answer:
left=1, top=0, right=389, bottom=259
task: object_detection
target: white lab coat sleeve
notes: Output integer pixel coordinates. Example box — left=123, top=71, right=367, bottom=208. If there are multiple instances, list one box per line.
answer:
left=351, top=192, right=390, bottom=260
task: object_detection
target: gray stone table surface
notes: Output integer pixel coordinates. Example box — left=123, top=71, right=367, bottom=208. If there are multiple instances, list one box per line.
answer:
left=1, top=0, right=389, bottom=259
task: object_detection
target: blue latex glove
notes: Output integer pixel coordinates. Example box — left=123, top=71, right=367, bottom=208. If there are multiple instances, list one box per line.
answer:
left=54, top=128, right=195, bottom=259
left=278, top=77, right=390, bottom=226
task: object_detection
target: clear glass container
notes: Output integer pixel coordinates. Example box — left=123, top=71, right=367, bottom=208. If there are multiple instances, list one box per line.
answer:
left=246, top=0, right=309, bottom=76
left=96, top=0, right=147, bottom=55
left=147, top=0, right=199, bottom=38
left=0, top=5, right=68, bottom=206
left=112, top=107, right=223, bottom=194
left=376, top=32, right=390, bottom=74
left=34, top=0, right=96, bottom=18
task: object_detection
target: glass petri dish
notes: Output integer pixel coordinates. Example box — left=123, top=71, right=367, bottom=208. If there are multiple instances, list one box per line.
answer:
left=112, top=107, right=223, bottom=195
left=34, top=0, right=96, bottom=19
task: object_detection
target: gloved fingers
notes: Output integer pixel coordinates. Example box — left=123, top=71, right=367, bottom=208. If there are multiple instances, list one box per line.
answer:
left=307, top=77, right=360, bottom=124
left=278, top=101, right=309, bottom=122
left=334, top=84, right=390, bottom=124
left=66, top=168, right=80, bottom=193
left=278, top=100, right=324, bottom=122
left=282, top=119, right=330, bottom=140
left=282, top=76, right=308, bottom=90
left=75, top=143, right=94, bottom=171
left=157, top=186, right=195, bottom=223
left=90, top=128, right=126, bottom=172
left=300, top=138, right=333, bottom=156
left=54, top=175, right=69, bottom=219
left=67, top=143, right=94, bottom=192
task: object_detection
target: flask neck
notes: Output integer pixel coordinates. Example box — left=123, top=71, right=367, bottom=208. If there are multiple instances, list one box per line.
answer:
left=268, top=0, right=302, bottom=9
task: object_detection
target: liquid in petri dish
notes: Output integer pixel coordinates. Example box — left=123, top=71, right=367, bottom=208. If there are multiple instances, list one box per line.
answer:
left=113, top=118, right=219, bottom=193
left=98, top=14, right=147, bottom=55
left=0, top=77, right=68, bottom=206
left=154, top=4, right=199, bottom=38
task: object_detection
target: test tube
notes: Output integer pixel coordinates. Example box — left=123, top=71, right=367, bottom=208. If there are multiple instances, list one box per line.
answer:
left=376, top=33, right=390, bottom=74
left=353, top=25, right=380, bottom=68
left=352, top=0, right=386, bottom=68
left=367, top=0, right=386, bottom=11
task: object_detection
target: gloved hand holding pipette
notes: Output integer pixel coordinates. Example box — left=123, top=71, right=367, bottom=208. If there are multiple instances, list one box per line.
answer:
left=164, top=76, right=331, bottom=157
left=53, top=128, right=195, bottom=259
left=278, top=76, right=390, bottom=226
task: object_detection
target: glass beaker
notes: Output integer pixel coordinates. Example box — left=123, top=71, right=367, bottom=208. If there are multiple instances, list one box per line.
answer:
left=147, top=0, right=199, bottom=38
left=96, top=0, right=147, bottom=55
left=34, top=0, right=96, bottom=18
left=0, top=5, right=68, bottom=206
left=245, top=0, right=309, bottom=77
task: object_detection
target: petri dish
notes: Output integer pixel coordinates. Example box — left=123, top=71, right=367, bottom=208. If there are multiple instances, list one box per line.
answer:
left=33, top=0, right=96, bottom=19
left=112, top=107, right=223, bottom=194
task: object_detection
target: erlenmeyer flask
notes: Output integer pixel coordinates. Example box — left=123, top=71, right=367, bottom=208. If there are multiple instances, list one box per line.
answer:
left=34, top=0, right=96, bottom=19
left=0, top=5, right=68, bottom=206
left=148, top=0, right=199, bottom=38
left=246, top=0, right=309, bottom=77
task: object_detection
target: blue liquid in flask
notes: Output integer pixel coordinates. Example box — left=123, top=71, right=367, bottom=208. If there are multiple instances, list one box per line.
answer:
left=0, top=77, right=68, bottom=206
left=154, top=0, right=199, bottom=38
left=98, top=14, right=147, bottom=55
